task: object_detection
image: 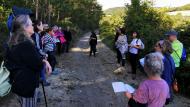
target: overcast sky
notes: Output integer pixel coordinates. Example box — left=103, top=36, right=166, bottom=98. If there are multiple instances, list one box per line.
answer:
left=97, top=0, right=190, bottom=10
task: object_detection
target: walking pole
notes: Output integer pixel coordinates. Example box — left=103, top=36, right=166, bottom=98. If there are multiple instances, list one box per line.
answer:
left=41, top=82, right=48, bottom=107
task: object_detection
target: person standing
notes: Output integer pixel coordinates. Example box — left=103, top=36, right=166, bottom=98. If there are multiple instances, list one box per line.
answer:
left=154, top=40, right=175, bottom=102
left=115, top=28, right=128, bottom=67
left=32, top=20, right=50, bottom=86
left=64, top=27, right=72, bottom=53
left=5, top=15, right=51, bottom=107
left=129, top=32, right=143, bottom=79
left=42, top=28, right=57, bottom=75
left=165, top=30, right=183, bottom=68
left=89, top=31, right=97, bottom=57
left=126, top=52, right=170, bottom=107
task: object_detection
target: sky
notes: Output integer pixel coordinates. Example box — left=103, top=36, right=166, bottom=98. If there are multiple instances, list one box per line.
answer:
left=97, top=0, right=190, bottom=10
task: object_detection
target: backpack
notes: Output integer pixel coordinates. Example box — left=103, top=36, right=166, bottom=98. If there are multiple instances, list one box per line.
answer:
left=181, top=47, right=187, bottom=61
left=0, top=61, right=11, bottom=97
left=7, top=13, right=15, bottom=32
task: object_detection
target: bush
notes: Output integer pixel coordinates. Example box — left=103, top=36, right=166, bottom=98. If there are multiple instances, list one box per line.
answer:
left=125, top=1, right=173, bottom=56
left=0, top=22, right=9, bottom=61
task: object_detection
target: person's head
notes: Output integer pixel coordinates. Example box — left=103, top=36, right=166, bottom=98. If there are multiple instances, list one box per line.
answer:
left=165, top=30, right=178, bottom=42
left=66, top=26, right=70, bottom=31
left=154, top=40, right=173, bottom=54
left=132, top=32, right=138, bottom=38
left=33, top=20, right=43, bottom=33
left=144, top=52, right=164, bottom=77
left=53, top=25, right=58, bottom=31
left=59, top=27, right=62, bottom=31
left=154, top=40, right=164, bottom=52
left=119, top=28, right=125, bottom=35
left=10, top=15, right=34, bottom=45
left=90, top=31, right=96, bottom=37
left=161, top=40, right=173, bottom=54
left=46, top=28, right=54, bottom=36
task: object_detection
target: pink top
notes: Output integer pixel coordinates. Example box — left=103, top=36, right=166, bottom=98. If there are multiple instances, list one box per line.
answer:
left=133, top=79, right=169, bottom=107
left=54, top=30, right=66, bottom=43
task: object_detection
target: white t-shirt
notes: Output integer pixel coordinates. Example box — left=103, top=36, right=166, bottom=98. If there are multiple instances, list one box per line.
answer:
left=129, top=38, right=142, bottom=54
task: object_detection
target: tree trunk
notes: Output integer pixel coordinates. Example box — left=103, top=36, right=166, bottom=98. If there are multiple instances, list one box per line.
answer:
left=35, top=0, right=39, bottom=20
left=57, top=10, right=60, bottom=22
left=48, top=3, right=52, bottom=25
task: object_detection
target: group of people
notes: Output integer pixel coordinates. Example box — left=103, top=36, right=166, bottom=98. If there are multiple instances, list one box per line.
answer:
left=4, top=15, right=72, bottom=107
left=114, top=28, right=184, bottom=107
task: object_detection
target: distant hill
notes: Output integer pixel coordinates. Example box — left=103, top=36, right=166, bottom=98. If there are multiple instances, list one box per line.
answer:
left=169, top=4, right=190, bottom=12
left=104, top=3, right=190, bottom=15
left=104, top=7, right=125, bottom=15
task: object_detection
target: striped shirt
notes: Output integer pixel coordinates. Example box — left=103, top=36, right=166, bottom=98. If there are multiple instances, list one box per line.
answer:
left=42, top=33, right=56, bottom=52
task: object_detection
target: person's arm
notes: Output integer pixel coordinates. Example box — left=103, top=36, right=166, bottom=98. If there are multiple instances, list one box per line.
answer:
left=133, top=39, right=141, bottom=49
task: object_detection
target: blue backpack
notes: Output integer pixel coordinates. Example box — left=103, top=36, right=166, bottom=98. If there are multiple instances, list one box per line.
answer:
left=7, top=13, right=15, bottom=32
left=181, top=47, right=187, bottom=61
left=174, top=47, right=187, bottom=62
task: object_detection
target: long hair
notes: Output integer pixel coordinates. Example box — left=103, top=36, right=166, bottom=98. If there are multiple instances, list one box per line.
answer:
left=8, top=15, right=33, bottom=47
left=33, top=20, right=42, bottom=33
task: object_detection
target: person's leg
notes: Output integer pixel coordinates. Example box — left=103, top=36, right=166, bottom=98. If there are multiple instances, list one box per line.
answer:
left=92, top=45, right=96, bottom=57
left=66, top=41, right=70, bottom=52
left=62, top=43, right=66, bottom=53
left=131, top=54, right=138, bottom=79
left=18, top=89, right=38, bottom=107
left=116, top=49, right=121, bottom=64
left=57, top=42, right=61, bottom=55
left=89, top=45, right=93, bottom=56
left=40, top=64, right=50, bottom=86
left=47, top=51, right=56, bottom=71
left=121, top=53, right=126, bottom=66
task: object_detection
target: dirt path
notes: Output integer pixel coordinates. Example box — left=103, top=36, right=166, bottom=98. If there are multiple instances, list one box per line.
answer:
left=1, top=32, right=190, bottom=107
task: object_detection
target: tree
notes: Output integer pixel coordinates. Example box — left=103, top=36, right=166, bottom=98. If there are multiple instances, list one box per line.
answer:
left=124, top=0, right=173, bottom=54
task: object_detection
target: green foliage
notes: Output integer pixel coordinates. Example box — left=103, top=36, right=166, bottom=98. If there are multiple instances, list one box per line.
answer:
left=99, top=7, right=125, bottom=50
left=104, top=7, right=125, bottom=16
left=125, top=0, right=173, bottom=54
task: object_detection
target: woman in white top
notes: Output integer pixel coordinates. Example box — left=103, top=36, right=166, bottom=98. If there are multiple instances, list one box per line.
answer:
left=115, top=28, right=128, bottom=66
left=129, top=32, right=143, bottom=79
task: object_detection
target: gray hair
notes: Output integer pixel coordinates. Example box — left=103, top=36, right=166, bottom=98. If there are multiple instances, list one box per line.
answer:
left=144, top=52, right=164, bottom=76
left=9, top=15, right=33, bottom=46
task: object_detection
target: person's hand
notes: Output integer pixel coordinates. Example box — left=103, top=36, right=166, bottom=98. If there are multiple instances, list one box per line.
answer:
left=125, top=92, right=132, bottom=99
left=43, top=60, right=52, bottom=75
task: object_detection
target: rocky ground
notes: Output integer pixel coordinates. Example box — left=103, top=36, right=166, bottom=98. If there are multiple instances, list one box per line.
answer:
left=0, top=32, right=190, bottom=107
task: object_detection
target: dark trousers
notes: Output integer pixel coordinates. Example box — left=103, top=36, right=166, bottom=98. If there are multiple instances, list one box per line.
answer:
left=66, top=41, right=71, bottom=52
left=129, top=53, right=138, bottom=74
left=57, top=42, right=66, bottom=54
left=116, top=49, right=125, bottom=66
left=90, top=44, right=96, bottom=56
left=47, top=51, right=56, bottom=71
left=57, top=42, right=62, bottom=55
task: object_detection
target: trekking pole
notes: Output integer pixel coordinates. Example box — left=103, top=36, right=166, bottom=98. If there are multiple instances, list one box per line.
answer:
left=41, top=82, right=48, bottom=107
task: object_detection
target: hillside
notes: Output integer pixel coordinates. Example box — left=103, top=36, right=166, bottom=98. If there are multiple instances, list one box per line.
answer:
left=169, top=3, right=190, bottom=12
left=104, top=3, right=190, bottom=15
left=104, top=7, right=125, bottom=15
